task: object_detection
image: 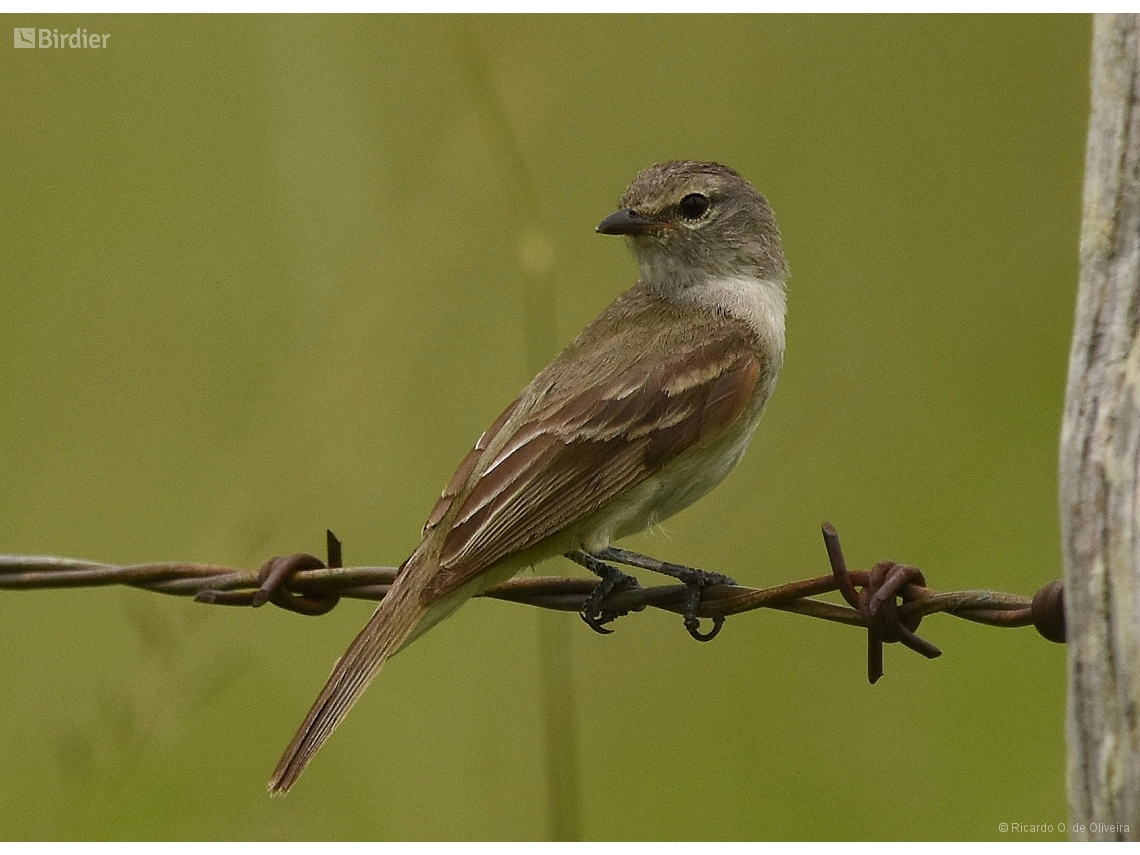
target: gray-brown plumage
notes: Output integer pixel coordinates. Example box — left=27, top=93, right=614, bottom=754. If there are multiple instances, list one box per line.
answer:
left=268, top=160, right=788, bottom=795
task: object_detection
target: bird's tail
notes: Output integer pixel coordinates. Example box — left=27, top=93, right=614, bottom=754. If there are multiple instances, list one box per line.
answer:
left=268, top=546, right=441, bottom=796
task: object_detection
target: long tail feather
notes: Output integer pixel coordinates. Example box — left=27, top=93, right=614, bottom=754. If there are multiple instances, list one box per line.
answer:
left=268, top=552, right=434, bottom=796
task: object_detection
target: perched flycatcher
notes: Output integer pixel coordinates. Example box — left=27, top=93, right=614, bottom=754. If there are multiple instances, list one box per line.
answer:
left=269, top=160, right=788, bottom=795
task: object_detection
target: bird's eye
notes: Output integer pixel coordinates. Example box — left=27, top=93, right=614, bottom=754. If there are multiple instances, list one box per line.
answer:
left=679, top=193, right=710, bottom=220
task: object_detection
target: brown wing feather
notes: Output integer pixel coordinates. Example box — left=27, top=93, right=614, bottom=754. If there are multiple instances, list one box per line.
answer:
left=422, top=398, right=521, bottom=536
left=421, top=332, right=761, bottom=603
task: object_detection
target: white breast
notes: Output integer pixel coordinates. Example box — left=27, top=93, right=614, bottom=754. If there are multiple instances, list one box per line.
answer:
left=683, top=274, right=787, bottom=355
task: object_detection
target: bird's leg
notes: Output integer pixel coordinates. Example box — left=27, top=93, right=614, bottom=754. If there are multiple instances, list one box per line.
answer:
left=564, top=550, right=641, bottom=635
left=595, top=546, right=735, bottom=642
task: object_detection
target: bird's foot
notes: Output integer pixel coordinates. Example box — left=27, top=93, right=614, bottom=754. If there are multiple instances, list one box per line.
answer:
left=681, top=579, right=727, bottom=642
left=596, top=547, right=735, bottom=642
left=565, top=550, right=641, bottom=634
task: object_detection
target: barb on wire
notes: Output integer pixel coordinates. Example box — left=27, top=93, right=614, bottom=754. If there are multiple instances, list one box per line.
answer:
left=0, top=524, right=1065, bottom=684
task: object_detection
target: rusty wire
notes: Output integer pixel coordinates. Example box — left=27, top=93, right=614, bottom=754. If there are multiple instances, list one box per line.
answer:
left=0, top=524, right=1065, bottom=683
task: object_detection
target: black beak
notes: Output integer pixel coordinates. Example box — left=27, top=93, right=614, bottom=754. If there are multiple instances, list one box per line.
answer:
left=596, top=208, right=660, bottom=235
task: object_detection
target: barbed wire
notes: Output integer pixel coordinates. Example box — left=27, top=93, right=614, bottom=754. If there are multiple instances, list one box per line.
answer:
left=0, top=523, right=1065, bottom=683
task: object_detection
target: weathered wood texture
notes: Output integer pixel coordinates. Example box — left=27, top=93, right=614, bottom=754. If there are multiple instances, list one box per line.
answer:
left=1062, top=13, right=1140, bottom=842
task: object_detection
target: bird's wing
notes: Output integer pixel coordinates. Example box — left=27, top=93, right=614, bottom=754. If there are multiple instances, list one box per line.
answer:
left=421, top=325, right=762, bottom=603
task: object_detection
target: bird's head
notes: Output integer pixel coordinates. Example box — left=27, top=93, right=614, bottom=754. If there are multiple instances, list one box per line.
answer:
left=597, top=160, right=788, bottom=286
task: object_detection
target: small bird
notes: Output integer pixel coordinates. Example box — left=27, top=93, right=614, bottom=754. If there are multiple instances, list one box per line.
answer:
left=268, top=160, right=788, bottom=795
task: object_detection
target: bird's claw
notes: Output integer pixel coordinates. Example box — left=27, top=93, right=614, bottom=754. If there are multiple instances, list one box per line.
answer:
left=579, top=568, right=640, bottom=634
left=569, top=550, right=641, bottom=635
left=678, top=567, right=734, bottom=642
left=568, top=548, right=732, bottom=640
left=684, top=613, right=726, bottom=642
left=581, top=608, right=616, bottom=635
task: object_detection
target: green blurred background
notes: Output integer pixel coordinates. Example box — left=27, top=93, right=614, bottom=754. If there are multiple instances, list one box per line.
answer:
left=0, top=14, right=1086, bottom=840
